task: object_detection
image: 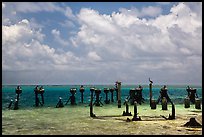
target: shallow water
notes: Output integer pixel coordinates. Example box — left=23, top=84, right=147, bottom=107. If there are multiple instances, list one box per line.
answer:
left=2, top=85, right=202, bottom=135
left=2, top=104, right=202, bottom=135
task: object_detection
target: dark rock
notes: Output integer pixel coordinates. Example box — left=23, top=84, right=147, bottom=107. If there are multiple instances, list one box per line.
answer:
left=184, top=117, right=202, bottom=128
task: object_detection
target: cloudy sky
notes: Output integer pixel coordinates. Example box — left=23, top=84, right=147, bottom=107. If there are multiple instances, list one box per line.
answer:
left=2, top=2, right=202, bottom=85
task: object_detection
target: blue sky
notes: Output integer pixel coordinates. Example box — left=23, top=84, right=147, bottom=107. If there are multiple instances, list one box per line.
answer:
left=2, top=2, right=202, bottom=85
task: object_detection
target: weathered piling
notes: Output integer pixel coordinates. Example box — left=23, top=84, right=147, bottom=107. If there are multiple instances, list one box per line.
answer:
left=132, top=101, right=141, bottom=121
left=117, top=81, right=122, bottom=108
left=90, top=87, right=96, bottom=117
left=161, top=103, right=175, bottom=120
left=95, top=89, right=101, bottom=106
left=184, top=97, right=190, bottom=108
left=70, top=88, right=77, bottom=105
left=171, top=103, right=175, bottom=119
left=65, top=88, right=77, bottom=105
left=15, top=88, right=22, bottom=102
left=122, top=99, right=132, bottom=116
left=56, top=97, right=64, bottom=108
left=13, top=99, right=19, bottom=110
left=110, top=88, right=114, bottom=102
left=151, top=99, right=157, bottom=109
left=195, top=98, right=201, bottom=109
left=149, top=78, right=153, bottom=107
left=40, top=87, right=45, bottom=105
left=162, top=97, right=168, bottom=110
left=8, top=99, right=13, bottom=109
left=79, top=86, right=85, bottom=103
left=104, top=88, right=110, bottom=104
left=129, top=88, right=136, bottom=105
left=15, top=86, right=22, bottom=109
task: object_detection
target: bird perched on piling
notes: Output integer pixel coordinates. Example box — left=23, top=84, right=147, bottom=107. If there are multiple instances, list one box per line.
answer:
left=149, top=78, right=153, bottom=84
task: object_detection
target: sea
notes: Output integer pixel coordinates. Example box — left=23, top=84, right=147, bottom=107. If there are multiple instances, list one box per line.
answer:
left=2, top=84, right=202, bottom=135
left=2, top=84, right=202, bottom=110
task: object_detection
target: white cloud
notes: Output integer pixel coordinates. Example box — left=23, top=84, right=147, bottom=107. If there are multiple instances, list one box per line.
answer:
left=12, top=2, right=64, bottom=13
left=64, top=6, right=76, bottom=20
left=51, top=29, right=60, bottom=36
left=2, top=19, right=45, bottom=45
left=2, top=19, right=80, bottom=71
left=51, top=29, right=69, bottom=46
left=88, top=51, right=102, bottom=61
left=119, top=6, right=162, bottom=18
left=141, top=6, right=162, bottom=17
left=2, top=2, right=202, bottom=85
left=70, top=3, right=201, bottom=84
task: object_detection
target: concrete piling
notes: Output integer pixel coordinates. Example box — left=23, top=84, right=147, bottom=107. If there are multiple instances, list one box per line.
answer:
left=184, top=97, right=190, bottom=108
left=80, top=86, right=85, bottom=103
left=132, top=101, right=141, bottom=121
left=90, top=88, right=96, bottom=117
left=151, top=99, right=157, bottom=109
left=149, top=83, right=152, bottom=107
left=195, top=98, right=201, bottom=109
left=110, top=88, right=114, bottom=102
left=162, top=97, right=168, bottom=110
left=117, top=81, right=122, bottom=108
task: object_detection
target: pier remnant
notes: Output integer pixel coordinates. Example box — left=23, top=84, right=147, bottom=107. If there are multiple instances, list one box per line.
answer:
left=161, top=103, right=175, bottom=120
left=135, top=85, right=144, bottom=105
left=110, top=88, right=115, bottom=102
left=93, top=89, right=103, bottom=106
left=79, top=85, right=85, bottom=103
left=149, top=78, right=153, bottom=107
left=162, top=97, right=168, bottom=110
left=116, top=81, right=122, bottom=108
left=195, top=98, right=201, bottom=109
left=122, top=99, right=132, bottom=116
left=184, top=97, right=190, bottom=108
left=90, top=87, right=96, bottom=117
left=34, top=85, right=43, bottom=107
left=39, top=86, right=45, bottom=105
left=151, top=99, right=157, bottom=109
left=13, top=86, right=22, bottom=109
left=56, top=97, right=64, bottom=108
left=129, top=88, right=136, bottom=105
left=104, top=88, right=110, bottom=104
left=8, top=99, right=13, bottom=109
left=186, top=86, right=198, bottom=104
left=132, top=101, right=141, bottom=121
left=13, top=99, right=19, bottom=110
left=65, top=88, right=77, bottom=105
left=15, top=86, right=22, bottom=103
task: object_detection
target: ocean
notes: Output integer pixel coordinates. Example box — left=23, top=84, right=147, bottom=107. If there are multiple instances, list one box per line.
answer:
left=2, top=84, right=202, bottom=135
left=2, top=84, right=202, bottom=110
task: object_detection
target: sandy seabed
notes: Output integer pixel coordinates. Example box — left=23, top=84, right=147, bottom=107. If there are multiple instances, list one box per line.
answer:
left=2, top=103, right=202, bottom=135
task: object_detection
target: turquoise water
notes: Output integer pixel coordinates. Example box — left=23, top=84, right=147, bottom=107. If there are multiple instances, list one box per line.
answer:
left=2, top=85, right=202, bottom=110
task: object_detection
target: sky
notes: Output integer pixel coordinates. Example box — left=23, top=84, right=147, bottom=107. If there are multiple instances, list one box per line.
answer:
left=2, top=2, right=202, bottom=85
